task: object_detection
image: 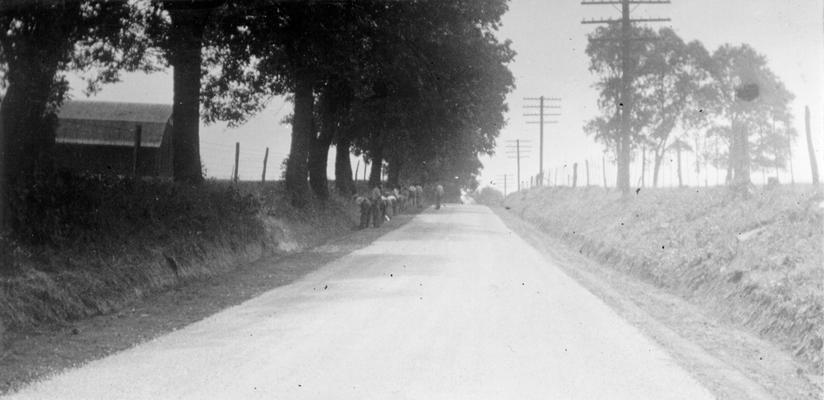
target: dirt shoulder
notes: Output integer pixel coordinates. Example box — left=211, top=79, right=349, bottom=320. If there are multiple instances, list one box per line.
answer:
left=501, top=185, right=823, bottom=372
left=0, top=210, right=419, bottom=395
left=494, top=207, right=822, bottom=399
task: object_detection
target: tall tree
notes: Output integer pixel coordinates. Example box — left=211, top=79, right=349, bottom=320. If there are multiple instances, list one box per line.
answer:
left=667, top=138, right=692, bottom=187
left=202, top=1, right=380, bottom=205
left=704, top=44, right=794, bottom=192
left=585, top=24, right=654, bottom=193
left=635, top=29, right=711, bottom=187
left=203, top=0, right=513, bottom=201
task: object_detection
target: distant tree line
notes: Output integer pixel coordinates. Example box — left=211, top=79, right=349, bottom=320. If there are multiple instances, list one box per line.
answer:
left=0, top=0, right=515, bottom=211
left=585, top=25, right=797, bottom=193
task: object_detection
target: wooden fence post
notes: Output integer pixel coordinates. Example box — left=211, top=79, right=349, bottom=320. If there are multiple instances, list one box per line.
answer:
left=233, top=142, right=240, bottom=183
left=261, top=147, right=269, bottom=183
left=132, top=125, right=142, bottom=178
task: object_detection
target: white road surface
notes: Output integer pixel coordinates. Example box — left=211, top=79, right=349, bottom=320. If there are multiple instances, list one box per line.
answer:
left=7, top=205, right=715, bottom=400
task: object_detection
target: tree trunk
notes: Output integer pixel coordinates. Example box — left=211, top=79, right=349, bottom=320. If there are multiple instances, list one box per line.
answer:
left=0, top=63, right=59, bottom=183
left=730, top=120, right=751, bottom=189
left=639, top=146, right=646, bottom=187
left=308, top=133, right=332, bottom=200
left=616, top=134, right=631, bottom=194
left=335, top=136, right=355, bottom=195
left=694, top=136, right=701, bottom=184
left=368, top=138, right=383, bottom=188
left=652, top=148, right=664, bottom=188
left=0, top=9, right=67, bottom=180
left=602, top=154, right=607, bottom=188
left=676, top=146, right=683, bottom=188
left=387, top=156, right=402, bottom=189
left=805, top=106, right=820, bottom=185
left=309, top=94, right=337, bottom=200
left=168, top=7, right=206, bottom=184
left=572, top=163, right=578, bottom=188
left=285, top=72, right=314, bottom=207
left=0, top=15, right=67, bottom=229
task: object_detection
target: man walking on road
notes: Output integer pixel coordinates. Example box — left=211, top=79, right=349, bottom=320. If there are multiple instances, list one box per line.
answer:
left=435, top=184, right=444, bottom=210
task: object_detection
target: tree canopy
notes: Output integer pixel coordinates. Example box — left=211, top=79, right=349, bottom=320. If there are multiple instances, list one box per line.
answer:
left=200, top=0, right=514, bottom=204
left=584, top=25, right=795, bottom=193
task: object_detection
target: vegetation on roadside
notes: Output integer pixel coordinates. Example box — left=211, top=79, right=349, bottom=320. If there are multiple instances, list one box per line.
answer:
left=0, top=175, right=357, bottom=331
left=4, top=171, right=261, bottom=251
left=504, top=185, right=823, bottom=370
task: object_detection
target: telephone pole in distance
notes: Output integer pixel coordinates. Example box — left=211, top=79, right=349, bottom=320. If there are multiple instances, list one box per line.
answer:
left=524, top=96, right=561, bottom=187
left=505, top=139, right=531, bottom=192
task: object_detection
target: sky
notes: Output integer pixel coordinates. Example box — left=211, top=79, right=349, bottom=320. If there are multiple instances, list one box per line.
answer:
left=70, top=0, right=824, bottom=188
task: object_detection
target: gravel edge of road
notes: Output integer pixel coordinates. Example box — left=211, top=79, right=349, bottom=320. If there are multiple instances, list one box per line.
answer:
left=492, top=206, right=823, bottom=400
left=0, top=212, right=420, bottom=395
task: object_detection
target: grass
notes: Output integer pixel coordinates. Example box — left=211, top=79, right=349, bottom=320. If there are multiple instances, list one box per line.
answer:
left=0, top=174, right=359, bottom=333
left=504, top=184, right=824, bottom=370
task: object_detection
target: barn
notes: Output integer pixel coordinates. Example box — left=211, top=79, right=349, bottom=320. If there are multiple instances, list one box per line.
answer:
left=53, top=100, right=174, bottom=177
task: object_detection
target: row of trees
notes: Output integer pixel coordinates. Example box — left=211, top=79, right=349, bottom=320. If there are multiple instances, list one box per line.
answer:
left=585, top=25, right=797, bottom=193
left=0, top=0, right=514, bottom=209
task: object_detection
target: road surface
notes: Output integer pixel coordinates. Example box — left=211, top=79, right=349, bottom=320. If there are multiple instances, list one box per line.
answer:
left=7, top=205, right=715, bottom=400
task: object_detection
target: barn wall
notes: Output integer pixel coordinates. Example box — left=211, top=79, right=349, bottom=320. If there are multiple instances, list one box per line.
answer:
left=54, top=144, right=161, bottom=177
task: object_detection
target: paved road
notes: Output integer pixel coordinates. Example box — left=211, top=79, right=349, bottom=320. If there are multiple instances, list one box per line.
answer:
left=7, top=205, right=715, bottom=400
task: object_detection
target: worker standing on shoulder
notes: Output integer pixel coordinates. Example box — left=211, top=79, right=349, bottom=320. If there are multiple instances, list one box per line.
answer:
left=370, top=185, right=383, bottom=227
left=354, top=195, right=372, bottom=229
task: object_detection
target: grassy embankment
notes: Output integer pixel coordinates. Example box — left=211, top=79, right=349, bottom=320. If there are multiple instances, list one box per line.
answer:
left=503, top=185, right=823, bottom=370
left=0, top=175, right=359, bottom=335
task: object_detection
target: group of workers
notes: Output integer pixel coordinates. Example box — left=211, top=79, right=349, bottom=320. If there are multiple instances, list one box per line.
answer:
left=354, top=183, right=443, bottom=229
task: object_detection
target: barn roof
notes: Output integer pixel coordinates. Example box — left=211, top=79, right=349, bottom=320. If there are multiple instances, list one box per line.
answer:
left=56, top=101, right=173, bottom=148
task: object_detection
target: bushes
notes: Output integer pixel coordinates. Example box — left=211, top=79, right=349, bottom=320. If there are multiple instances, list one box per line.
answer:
left=5, top=171, right=263, bottom=250
left=0, top=173, right=363, bottom=330
left=0, top=172, right=267, bottom=326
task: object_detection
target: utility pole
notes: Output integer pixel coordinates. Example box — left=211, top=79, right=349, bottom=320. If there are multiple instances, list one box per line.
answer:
left=524, top=96, right=561, bottom=186
left=806, top=105, right=820, bottom=185
left=233, top=142, right=240, bottom=183
left=496, top=175, right=512, bottom=197
left=582, top=0, right=670, bottom=194
left=261, top=147, right=269, bottom=183
left=505, top=139, right=531, bottom=192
